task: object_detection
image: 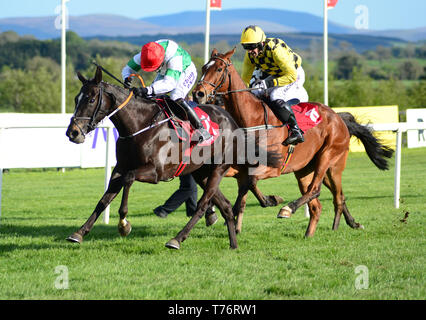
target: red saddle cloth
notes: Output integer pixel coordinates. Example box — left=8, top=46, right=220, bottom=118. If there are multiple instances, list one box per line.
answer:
left=292, top=103, right=322, bottom=132
left=171, top=107, right=220, bottom=147
left=157, top=101, right=220, bottom=177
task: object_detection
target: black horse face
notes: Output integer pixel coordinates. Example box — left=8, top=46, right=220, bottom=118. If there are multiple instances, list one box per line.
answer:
left=66, top=67, right=105, bottom=144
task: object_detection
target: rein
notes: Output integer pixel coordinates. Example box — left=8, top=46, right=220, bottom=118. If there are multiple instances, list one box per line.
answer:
left=73, top=70, right=171, bottom=139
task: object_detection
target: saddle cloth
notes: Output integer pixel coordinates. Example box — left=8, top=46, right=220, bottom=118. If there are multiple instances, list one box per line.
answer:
left=292, top=103, right=322, bottom=132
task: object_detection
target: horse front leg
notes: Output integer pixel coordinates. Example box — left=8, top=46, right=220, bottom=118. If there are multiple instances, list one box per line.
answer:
left=166, top=164, right=237, bottom=250
left=67, top=168, right=124, bottom=243
left=117, top=171, right=136, bottom=237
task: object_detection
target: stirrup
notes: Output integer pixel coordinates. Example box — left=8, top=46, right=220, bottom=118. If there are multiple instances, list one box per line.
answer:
left=196, top=128, right=211, bottom=142
left=282, top=131, right=304, bottom=146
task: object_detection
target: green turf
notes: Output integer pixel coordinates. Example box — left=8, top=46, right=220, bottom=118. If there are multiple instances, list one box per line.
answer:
left=0, top=148, right=424, bottom=300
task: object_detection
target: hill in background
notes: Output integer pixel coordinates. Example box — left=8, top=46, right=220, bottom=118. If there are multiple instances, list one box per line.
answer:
left=0, top=8, right=425, bottom=43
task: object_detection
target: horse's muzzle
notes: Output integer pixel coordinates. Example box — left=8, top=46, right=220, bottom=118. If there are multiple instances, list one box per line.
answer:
left=66, top=119, right=86, bottom=144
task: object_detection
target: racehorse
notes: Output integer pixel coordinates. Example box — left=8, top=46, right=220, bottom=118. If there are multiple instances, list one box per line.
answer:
left=65, top=66, right=280, bottom=249
left=193, top=48, right=394, bottom=237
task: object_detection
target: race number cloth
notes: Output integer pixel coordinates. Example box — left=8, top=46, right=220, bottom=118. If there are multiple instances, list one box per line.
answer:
left=292, top=103, right=322, bottom=132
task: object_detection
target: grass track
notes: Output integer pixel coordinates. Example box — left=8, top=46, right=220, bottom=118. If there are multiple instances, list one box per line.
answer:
left=0, top=148, right=425, bottom=300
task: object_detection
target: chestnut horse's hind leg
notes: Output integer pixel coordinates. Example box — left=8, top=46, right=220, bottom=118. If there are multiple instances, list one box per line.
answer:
left=277, top=153, right=331, bottom=237
left=292, top=170, right=323, bottom=237
left=322, top=162, right=364, bottom=231
left=67, top=168, right=124, bottom=243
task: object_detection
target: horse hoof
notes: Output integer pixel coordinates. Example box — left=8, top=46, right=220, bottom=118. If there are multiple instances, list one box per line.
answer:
left=118, top=220, right=132, bottom=237
left=205, top=213, right=218, bottom=227
left=272, top=195, right=284, bottom=205
left=277, top=206, right=292, bottom=219
left=66, top=232, right=83, bottom=243
left=165, top=239, right=180, bottom=250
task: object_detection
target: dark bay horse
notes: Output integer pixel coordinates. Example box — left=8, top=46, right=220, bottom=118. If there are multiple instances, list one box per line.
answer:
left=193, top=48, right=394, bottom=237
left=65, top=66, right=280, bottom=249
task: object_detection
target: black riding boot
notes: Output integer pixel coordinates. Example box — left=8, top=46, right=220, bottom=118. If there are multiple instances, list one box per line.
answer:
left=177, top=99, right=211, bottom=142
left=269, top=99, right=304, bottom=146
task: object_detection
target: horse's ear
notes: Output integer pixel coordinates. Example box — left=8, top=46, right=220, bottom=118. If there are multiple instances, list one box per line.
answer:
left=77, top=72, right=87, bottom=84
left=225, top=47, right=236, bottom=59
left=94, top=66, right=102, bottom=84
left=211, top=48, right=218, bottom=57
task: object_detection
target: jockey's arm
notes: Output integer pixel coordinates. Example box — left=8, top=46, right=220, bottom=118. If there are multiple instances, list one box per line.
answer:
left=272, top=45, right=298, bottom=87
left=241, top=52, right=255, bottom=87
left=148, top=73, right=178, bottom=95
left=147, top=57, right=181, bottom=95
left=122, top=53, right=141, bottom=80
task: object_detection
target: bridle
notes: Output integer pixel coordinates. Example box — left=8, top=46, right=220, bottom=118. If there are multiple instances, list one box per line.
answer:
left=197, top=55, right=232, bottom=103
left=71, top=82, right=172, bottom=139
left=72, top=85, right=105, bottom=136
left=197, top=55, right=260, bottom=103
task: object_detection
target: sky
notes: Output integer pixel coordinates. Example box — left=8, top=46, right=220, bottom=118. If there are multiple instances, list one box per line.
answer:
left=0, top=0, right=425, bottom=31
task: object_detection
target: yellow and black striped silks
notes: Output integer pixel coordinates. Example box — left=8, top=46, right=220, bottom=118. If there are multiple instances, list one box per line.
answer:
left=241, top=38, right=302, bottom=87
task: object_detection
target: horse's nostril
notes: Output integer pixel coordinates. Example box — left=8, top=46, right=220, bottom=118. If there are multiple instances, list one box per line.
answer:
left=71, top=130, right=79, bottom=138
left=197, top=91, right=205, bottom=98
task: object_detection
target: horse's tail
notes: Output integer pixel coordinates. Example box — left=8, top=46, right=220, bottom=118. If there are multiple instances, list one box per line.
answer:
left=338, top=112, right=394, bottom=170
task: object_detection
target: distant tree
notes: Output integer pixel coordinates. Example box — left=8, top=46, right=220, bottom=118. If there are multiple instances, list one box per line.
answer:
left=334, top=51, right=363, bottom=80
left=363, top=50, right=378, bottom=60
left=366, top=66, right=389, bottom=80
left=399, top=59, right=423, bottom=80
left=375, top=45, right=392, bottom=61
left=0, top=31, right=20, bottom=45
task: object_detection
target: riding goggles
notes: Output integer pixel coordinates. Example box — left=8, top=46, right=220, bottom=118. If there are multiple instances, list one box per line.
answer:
left=241, top=43, right=259, bottom=51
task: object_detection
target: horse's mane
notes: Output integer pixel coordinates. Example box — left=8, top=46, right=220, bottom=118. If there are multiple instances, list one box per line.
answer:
left=101, top=81, right=129, bottom=99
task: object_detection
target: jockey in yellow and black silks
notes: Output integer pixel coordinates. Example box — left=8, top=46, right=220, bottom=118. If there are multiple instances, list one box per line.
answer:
left=240, top=25, right=308, bottom=146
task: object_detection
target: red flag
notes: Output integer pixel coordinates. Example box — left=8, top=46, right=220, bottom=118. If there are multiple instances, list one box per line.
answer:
left=328, top=0, right=338, bottom=9
left=210, top=0, right=222, bottom=10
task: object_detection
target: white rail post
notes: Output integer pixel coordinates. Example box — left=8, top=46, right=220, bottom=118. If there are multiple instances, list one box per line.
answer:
left=323, top=0, right=329, bottom=106
left=102, top=125, right=113, bottom=224
left=394, top=128, right=402, bottom=209
left=204, top=0, right=211, bottom=64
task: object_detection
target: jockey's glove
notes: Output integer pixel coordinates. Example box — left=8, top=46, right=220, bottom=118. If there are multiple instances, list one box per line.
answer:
left=124, top=77, right=133, bottom=88
left=132, top=87, right=148, bottom=98
left=251, top=78, right=274, bottom=90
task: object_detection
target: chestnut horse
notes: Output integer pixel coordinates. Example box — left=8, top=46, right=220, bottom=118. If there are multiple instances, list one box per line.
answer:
left=193, top=49, right=393, bottom=237
left=65, top=66, right=280, bottom=249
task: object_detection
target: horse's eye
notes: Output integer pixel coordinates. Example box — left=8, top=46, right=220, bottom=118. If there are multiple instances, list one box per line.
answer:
left=217, top=68, right=222, bottom=72
left=89, top=98, right=95, bottom=104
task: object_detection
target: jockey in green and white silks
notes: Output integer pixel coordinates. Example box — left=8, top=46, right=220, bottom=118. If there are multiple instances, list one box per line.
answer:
left=122, top=39, right=210, bottom=142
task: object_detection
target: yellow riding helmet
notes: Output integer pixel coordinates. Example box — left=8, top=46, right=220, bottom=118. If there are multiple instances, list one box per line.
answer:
left=240, top=25, right=266, bottom=44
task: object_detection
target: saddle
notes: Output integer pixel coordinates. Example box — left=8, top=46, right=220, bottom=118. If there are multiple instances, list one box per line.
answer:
left=154, top=97, right=220, bottom=177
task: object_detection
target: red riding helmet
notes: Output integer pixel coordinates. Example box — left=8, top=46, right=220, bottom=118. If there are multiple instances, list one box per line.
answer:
left=140, top=42, right=165, bottom=72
